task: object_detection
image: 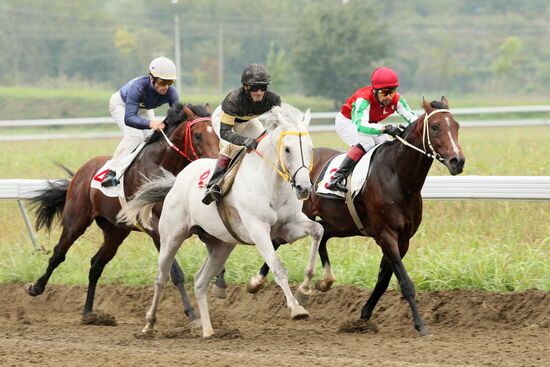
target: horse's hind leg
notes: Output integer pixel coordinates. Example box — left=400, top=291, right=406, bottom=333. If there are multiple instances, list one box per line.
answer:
left=194, top=240, right=236, bottom=337
left=149, top=227, right=197, bottom=320
left=143, top=226, right=190, bottom=334
left=212, top=268, right=227, bottom=299
left=83, top=218, right=131, bottom=316
left=26, top=207, right=93, bottom=296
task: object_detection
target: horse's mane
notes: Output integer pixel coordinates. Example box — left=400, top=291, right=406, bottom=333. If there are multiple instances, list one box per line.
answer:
left=146, top=103, right=210, bottom=145
left=258, top=103, right=306, bottom=132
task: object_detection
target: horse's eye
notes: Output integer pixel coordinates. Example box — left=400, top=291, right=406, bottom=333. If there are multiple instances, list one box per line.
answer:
left=285, top=147, right=290, bottom=153
left=431, top=124, right=440, bottom=132
left=193, top=133, right=201, bottom=141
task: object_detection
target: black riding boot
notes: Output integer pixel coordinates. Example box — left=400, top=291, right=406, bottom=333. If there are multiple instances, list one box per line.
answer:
left=202, top=155, right=231, bottom=205
left=326, top=144, right=366, bottom=193
left=101, top=169, right=119, bottom=187
left=326, top=156, right=357, bottom=193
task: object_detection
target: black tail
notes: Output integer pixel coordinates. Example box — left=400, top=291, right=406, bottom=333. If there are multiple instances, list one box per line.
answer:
left=29, top=179, right=70, bottom=232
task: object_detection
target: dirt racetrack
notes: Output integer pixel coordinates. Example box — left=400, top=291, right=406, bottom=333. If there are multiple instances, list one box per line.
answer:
left=0, top=283, right=548, bottom=367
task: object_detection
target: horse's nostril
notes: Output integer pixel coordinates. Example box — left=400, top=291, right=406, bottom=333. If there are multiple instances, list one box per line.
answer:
left=295, top=185, right=302, bottom=192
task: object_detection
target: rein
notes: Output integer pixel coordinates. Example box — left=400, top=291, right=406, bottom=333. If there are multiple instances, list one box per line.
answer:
left=395, top=109, right=449, bottom=162
left=253, top=130, right=311, bottom=187
left=159, top=117, right=212, bottom=161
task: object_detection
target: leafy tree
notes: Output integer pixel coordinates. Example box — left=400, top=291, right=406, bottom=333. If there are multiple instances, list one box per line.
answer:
left=291, top=0, right=390, bottom=106
left=266, top=43, right=291, bottom=94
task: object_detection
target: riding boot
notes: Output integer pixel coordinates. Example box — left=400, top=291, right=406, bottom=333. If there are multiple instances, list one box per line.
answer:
left=202, top=155, right=231, bottom=205
left=101, top=169, right=119, bottom=187
left=326, top=144, right=366, bottom=193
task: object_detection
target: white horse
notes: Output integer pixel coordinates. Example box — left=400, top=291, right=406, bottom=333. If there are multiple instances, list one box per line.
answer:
left=119, top=103, right=324, bottom=338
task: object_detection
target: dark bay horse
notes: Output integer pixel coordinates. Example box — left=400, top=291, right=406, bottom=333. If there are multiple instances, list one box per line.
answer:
left=246, top=97, right=465, bottom=335
left=27, top=103, right=219, bottom=323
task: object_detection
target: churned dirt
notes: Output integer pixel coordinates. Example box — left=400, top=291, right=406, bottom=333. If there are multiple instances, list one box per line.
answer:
left=0, top=283, right=548, bottom=367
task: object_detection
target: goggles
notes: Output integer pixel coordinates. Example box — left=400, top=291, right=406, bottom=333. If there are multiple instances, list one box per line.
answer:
left=378, top=88, right=396, bottom=97
left=155, top=78, right=174, bottom=87
left=248, top=84, right=268, bottom=92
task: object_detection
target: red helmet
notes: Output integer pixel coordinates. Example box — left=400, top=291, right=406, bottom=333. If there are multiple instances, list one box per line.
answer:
left=371, top=67, right=399, bottom=89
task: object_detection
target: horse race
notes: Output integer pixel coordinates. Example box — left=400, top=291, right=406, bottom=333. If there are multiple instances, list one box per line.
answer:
left=0, top=1, right=548, bottom=366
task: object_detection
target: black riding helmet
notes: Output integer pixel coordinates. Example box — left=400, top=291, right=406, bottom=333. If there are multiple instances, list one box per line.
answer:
left=241, top=63, right=271, bottom=85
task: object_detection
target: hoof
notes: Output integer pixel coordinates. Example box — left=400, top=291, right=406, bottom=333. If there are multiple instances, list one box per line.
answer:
left=141, top=324, right=155, bottom=334
left=314, top=278, right=334, bottom=292
left=246, top=277, right=266, bottom=294
left=418, top=326, right=431, bottom=336
left=294, top=290, right=310, bottom=306
left=25, top=283, right=42, bottom=297
left=291, top=305, right=309, bottom=320
left=212, top=284, right=227, bottom=299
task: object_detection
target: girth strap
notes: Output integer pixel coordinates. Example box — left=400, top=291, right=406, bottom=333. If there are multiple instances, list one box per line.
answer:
left=215, top=200, right=253, bottom=245
left=344, top=173, right=369, bottom=236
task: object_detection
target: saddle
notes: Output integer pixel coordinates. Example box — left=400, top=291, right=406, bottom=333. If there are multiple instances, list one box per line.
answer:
left=217, top=147, right=247, bottom=198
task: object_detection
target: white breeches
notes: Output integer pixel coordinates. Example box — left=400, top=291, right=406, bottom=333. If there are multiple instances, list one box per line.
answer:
left=109, top=92, right=155, bottom=170
left=334, top=112, right=389, bottom=151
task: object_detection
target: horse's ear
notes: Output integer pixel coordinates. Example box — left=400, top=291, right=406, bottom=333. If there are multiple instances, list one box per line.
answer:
left=440, top=96, right=449, bottom=108
left=183, top=105, right=194, bottom=120
left=422, top=97, right=432, bottom=112
left=302, top=109, right=311, bottom=128
left=205, top=103, right=212, bottom=114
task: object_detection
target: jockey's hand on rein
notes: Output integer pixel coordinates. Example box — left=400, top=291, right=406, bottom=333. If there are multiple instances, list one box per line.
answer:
left=384, top=124, right=405, bottom=138
left=244, top=138, right=258, bottom=151
left=149, top=120, right=166, bottom=131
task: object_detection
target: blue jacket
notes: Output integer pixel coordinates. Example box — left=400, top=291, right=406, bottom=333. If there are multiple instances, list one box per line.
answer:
left=119, top=76, right=179, bottom=129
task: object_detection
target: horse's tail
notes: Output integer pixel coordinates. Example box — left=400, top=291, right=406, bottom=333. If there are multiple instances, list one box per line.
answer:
left=29, top=179, right=70, bottom=233
left=117, top=169, right=177, bottom=229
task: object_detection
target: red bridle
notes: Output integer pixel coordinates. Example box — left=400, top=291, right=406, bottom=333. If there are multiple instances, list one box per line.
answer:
left=160, top=117, right=212, bottom=162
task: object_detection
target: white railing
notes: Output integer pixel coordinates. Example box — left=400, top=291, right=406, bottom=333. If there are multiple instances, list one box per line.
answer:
left=1, top=176, right=549, bottom=249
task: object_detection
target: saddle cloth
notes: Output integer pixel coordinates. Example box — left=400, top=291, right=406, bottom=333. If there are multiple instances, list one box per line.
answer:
left=90, top=141, right=146, bottom=198
left=315, top=144, right=382, bottom=200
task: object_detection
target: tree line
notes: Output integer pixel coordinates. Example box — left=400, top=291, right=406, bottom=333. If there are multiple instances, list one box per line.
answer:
left=1, top=0, right=549, bottom=105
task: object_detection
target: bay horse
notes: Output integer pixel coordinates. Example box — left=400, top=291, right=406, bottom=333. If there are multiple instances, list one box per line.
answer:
left=27, top=103, right=219, bottom=323
left=119, top=104, right=324, bottom=337
left=246, top=97, right=465, bottom=336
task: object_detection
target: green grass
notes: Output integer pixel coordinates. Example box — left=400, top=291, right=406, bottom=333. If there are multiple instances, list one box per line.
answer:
left=0, top=126, right=549, bottom=291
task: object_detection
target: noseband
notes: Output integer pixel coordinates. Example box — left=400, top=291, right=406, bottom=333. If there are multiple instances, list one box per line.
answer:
left=160, top=116, right=212, bottom=161
left=395, top=109, right=450, bottom=162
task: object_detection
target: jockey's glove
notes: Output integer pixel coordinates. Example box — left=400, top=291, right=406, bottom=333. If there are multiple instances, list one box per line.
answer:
left=384, top=125, right=405, bottom=138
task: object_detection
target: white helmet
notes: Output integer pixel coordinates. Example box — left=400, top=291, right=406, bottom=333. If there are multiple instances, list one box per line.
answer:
left=149, top=56, right=177, bottom=80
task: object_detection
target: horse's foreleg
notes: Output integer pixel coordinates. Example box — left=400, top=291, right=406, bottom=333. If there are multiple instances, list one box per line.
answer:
left=315, top=235, right=336, bottom=292
left=360, top=255, right=393, bottom=320
left=378, top=234, right=429, bottom=336
left=212, top=268, right=227, bottom=299
left=194, top=240, right=236, bottom=338
left=246, top=239, right=284, bottom=294
left=281, top=218, right=324, bottom=304
left=26, top=214, right=92, bottom=296
left=248, top=222, right=308, bottom=319
left=143, top=228, right=188, bottom=334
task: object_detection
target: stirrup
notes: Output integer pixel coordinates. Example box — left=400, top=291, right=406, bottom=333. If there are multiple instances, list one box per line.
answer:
left=202, top=185, right=222, bottom=205
left=101, top=176, right=119, bottom=187
left=326, top=178, right=348, bottom=193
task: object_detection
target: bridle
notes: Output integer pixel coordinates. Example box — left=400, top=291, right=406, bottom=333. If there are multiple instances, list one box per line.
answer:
left=395, top=109, right=450, bottom=162
left=160, top=116, right=212, bottom=161
left=253, top=129, right=312, bottom=188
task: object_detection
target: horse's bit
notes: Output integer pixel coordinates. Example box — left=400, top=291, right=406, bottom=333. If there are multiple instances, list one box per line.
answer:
left=160, top=117, right=212, bottom=161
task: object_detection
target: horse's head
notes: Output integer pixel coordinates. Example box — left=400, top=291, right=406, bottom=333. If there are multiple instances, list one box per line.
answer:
left=261, top=104, right=314, bottom=200
left=405, top=97, right=465, bottom=175
left=163, top=103, right=220, bottom=162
